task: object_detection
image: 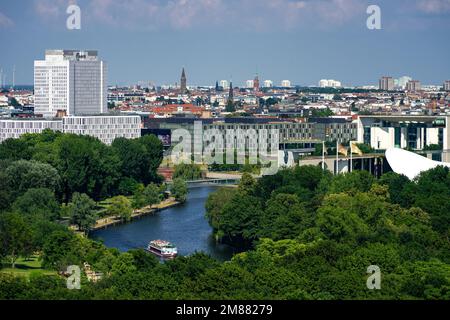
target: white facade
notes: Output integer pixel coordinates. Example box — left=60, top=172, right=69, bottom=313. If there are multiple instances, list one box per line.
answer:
left=386, top=148, right=450, bottom=180
left=0, top=119, right=62, bottom=141
left=281, top=80, right=291, bottom=88
left=0, top=115, right=141, bottom=145
left=34, top=50, right=107, bottom=118
left=219, top=80, right=229, bottom=89
left=319, top=79, right=342, bottom=88
left=245, top=80, right=254, bottom=89
left=263, top=80, right=273, bottom=88
left=396, top=76, right=412, bottom=89
left=356, top=116, right=450, bottom=153
left=63, top=115, right=141, bottom=145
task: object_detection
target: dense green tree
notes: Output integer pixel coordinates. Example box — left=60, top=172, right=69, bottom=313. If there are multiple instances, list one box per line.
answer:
left=0, top=138, right=32, bottom=161
left=218, top=193, right=262, bottom=246
left=13, top=188, right=60, bottom=221
left=67, top=193, right=98, bottom=233
left=327, top=170, right=374, bottom=195
left=412, top=166, right=450, bottom=237
left=0, top=213, right=33, bottom=268
left=260, top=193, right=308, bottom=240
left=379, top=172, right=414, bottom=207
left=107, top=196, right=133, bottom=222
left=41, top=230, right=80, bottom=271
left=0, top=169, right=12, bottom=211
left=143, top=183, right=162, bottom=207
left=117, top=177, right=140, bottom=196
left=238, top=173, right=256, bottom=195
left=171, top=178, right=188, bottom=203
left=173, top=164, right=202, bottom=180
left=55, top=135, right=121, bottom=201
left=4, top=160, right=60, bottom=198
left=112, top=135, right=163, bottom=185
left=128, top=249, right=159, bottom=272
left=111, top=253, right=137, bottom=276
left=205, top=187, right=238, bottom=237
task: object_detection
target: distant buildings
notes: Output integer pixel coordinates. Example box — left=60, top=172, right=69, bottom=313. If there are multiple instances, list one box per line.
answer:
left=379, top=76, right=395, bottom=91
left=263, top=80, right=273, bottom=88
left=219, top=80, right=229, bottom=90
left=34, top=50, right=107, bottom=117
left=319, top=79, right=342, bottom=88
left=0, top=115, right=141, bottom=145
left=62, top=115, right=141, bottom=145
left=406, top=80, right=421, bottom=92
left=395, top=76, right=412, bottom=90
left=1, top=49, right=141, bottom=145
left=246, top=80, right=254, bottom=89
left=253, top=75, right=260, bottom=91
left=357, top=115, right=449, bottom=155
left=444, top=80, right=450, bottom=91
left=281, top=80, right=291, bottom=88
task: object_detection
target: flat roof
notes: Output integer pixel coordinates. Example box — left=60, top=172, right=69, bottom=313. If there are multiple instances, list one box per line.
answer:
left=359, top=115, right=448, bottom=123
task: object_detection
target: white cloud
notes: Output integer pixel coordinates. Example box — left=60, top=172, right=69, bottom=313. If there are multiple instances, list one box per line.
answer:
left=0, top=11, right=14, bottom=28
left=30, top=0, right=365, bottom=31
left=417, top=0, right=450, bottom=14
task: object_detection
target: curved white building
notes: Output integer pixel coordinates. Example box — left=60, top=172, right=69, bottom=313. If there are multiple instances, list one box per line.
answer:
left=385, top=148, right=450, bottom=180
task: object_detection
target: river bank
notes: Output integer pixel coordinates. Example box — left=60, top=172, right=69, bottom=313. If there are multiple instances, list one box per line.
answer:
left=92, top=197, right=180, bottom=231
left=91, top=186, right=236, bottom=261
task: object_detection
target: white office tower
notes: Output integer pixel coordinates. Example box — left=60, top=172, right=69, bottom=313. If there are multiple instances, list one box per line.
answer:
left=281, top=80, right=291, bottom=87
left=34, top=50, right=107, bottom=118
left=263, top=80, right=273, bottom=88
left=396, top=76, right=412, bottom=90
left=219, top=80, right=229, bottom=89
left=246, top=80, right=254, bottom=88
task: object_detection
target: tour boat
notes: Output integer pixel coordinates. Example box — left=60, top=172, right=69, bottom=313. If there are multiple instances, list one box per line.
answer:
left=146, top=240, right=178, bottom=259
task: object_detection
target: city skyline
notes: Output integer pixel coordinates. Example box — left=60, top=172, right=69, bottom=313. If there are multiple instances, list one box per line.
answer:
left=1, top=0, right=450, bottom=86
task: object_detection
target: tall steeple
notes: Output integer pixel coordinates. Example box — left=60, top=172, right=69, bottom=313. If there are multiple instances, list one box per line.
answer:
left=180, top=67, right=187, bottom=94
left=254, top=73, right=260, bottom=91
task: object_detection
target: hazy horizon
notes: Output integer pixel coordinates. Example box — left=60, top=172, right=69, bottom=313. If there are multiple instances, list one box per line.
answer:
left=1, top=0, right=450, bottom=87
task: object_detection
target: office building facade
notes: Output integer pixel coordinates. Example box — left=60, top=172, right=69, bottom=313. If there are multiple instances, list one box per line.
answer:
left=379, top=77, right=395, bottom=91
left=406, top=80, right=421, bottom=92
left=34, top=50, right=107, bottom=117
left=0, top=115, right=141, bottom=145
left=356, top=115, right=450, bottom=152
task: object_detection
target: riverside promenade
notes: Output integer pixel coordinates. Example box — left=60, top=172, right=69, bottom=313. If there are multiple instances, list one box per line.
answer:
left=92, top=198, right=179, bottom=231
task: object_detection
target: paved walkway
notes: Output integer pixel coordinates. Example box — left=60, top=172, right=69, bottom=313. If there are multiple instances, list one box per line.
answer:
left=93, top=198, right=179, bottom=230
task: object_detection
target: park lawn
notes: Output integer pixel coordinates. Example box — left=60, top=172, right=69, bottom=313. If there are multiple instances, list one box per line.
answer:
left=0, top=256, right=57, bottom=277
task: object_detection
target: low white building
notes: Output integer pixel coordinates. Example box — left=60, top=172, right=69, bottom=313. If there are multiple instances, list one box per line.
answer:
left=63, top=115, right=141, bottom=145
left=356, top=115, right=450, bottom=153
left=0, top=115, right=141, bottom=145
left=0, top=119, right=62, bottom=141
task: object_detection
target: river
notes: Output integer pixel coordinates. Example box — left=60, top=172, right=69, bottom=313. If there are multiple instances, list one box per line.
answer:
left=91, top=186, right=236, bottom=261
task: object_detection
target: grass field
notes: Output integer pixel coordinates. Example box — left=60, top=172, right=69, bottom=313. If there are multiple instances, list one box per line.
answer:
left=0, top=256, right=57, bottom=277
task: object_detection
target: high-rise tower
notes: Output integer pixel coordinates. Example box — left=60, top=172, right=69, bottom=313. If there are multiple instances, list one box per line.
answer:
left=254, top=74, right=260, bottom=91
left=228, top=82, right=234, bottom=102
left=34, top=50, right=107, bottom=117
left=180, top=68, right=187, bottom=94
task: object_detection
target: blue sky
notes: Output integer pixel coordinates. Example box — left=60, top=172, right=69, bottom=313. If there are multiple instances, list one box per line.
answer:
left=1, top=0, right=450, bottom=87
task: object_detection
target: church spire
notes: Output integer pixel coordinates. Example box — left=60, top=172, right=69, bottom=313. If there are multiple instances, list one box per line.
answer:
left=180, top=67, right=187, bottom=94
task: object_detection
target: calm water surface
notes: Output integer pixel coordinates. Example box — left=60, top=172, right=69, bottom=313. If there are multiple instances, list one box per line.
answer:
left=91, top=186, right=236, bottom=261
